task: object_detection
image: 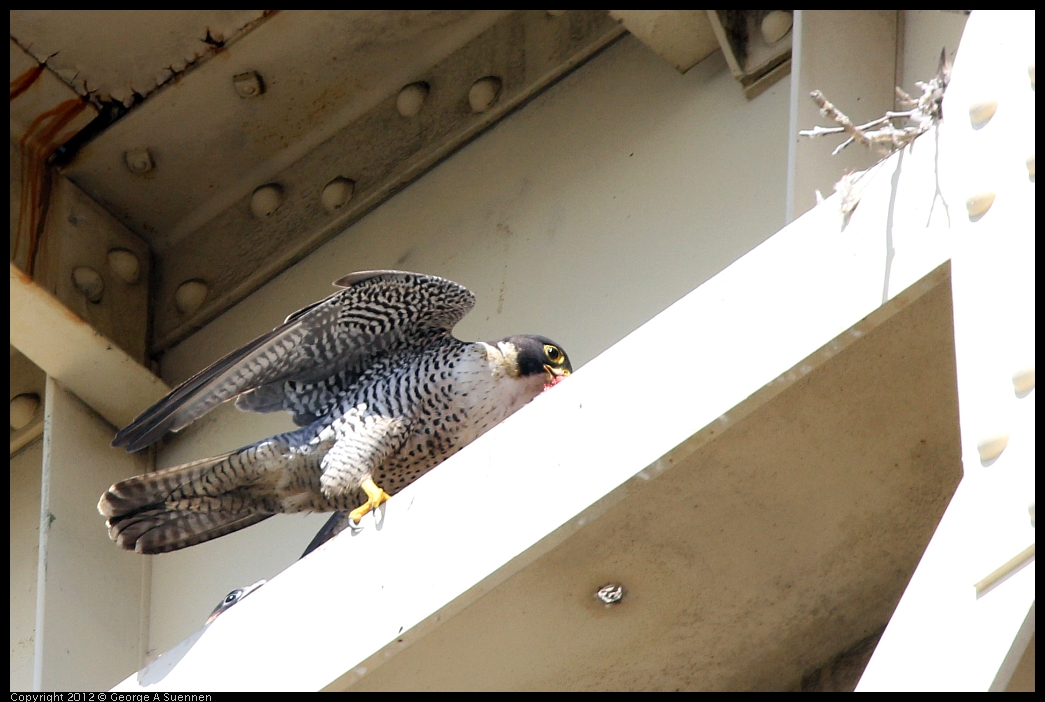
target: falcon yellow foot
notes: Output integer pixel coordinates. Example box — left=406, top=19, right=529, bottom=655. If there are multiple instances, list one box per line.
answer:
left=349, top=477, right=392, bottom=524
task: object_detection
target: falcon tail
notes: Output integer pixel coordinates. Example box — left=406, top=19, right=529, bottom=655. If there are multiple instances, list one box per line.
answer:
left=105, top=507, right=273, bottom=555
left=98, top=439, right=323, bottom=554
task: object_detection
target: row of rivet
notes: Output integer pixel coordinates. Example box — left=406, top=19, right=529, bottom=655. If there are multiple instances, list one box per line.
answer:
left=131, top=67, right=514, bottom=317
left=967, top=62, right=1036, bottom=465
left=70, top=248, right=142, bottom=304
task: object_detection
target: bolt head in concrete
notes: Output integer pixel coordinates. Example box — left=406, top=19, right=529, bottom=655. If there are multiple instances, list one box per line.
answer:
left=596, top=583, right=625, bottom=605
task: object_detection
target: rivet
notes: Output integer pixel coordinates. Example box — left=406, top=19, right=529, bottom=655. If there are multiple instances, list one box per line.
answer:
left=546, top=10, right=567, bottom=17
left=977, top=433, right=1009, bottom=464
left=174, top=280, right=208, bottom=315
left=1012, top=367, right=1034, bottom=396
left=761, top=11, right=793, bottom=44
left=250, top=184, right=283, bottom=218
left=1030, top=64, right=1035, bottom=89
left=233, top=71, right=265, bottom=98
left=965, top=192, right=995, bottom=220
left=124, top=148, right=154, bottom=175
left=969, top=100, right=998, bottom=128
left=1027, top=155, right=1035, bottom=180
left=71, top=266, right=104, bottom=303
left=10, top=393, right=40, bottom=430
left=396, top=82, right=429, bottom=117
left=595, top=583, right=625, bottom=605
left=468, top=76, right=502, bottom=113
left=321, top=177, right=355, bottom=213
left=106, top=248, right=141, bottom=284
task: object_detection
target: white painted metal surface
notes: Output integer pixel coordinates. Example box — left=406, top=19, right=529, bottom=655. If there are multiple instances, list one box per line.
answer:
left=42, top=11, right=623, bottom=352
left=37, top=378, right=149, bottom=691
left=857, top=10, right=1035, bottom=691
left=55, top=11, right=506, bottom=246
left=10, top=439, right=43, bottom=691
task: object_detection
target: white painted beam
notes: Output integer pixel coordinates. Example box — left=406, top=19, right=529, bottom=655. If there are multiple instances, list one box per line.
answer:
left=857, top=10, right=1035, bottom=691
left=36, top=378, right=149, bottom=691
left=10, top=263, right=169, bottom=431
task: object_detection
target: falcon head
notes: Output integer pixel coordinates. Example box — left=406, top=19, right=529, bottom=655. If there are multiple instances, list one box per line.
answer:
left=205, top=579, right=266, bottom=625
left=499, top=334, right=572, bottom=387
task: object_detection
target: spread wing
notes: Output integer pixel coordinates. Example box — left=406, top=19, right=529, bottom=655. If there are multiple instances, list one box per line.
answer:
left=112, top=270, right=475, bottom=452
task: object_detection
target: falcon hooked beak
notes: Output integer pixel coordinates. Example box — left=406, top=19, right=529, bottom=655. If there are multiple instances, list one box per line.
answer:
left=540, top=341, right=572, bottom=387
left=543, top=359, right=571, bottom=389
left=544, top=365, right=570, bottom=387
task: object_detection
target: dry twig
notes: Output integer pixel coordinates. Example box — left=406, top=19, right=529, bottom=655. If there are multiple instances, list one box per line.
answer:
left=799, top=50, right=950, bottom=156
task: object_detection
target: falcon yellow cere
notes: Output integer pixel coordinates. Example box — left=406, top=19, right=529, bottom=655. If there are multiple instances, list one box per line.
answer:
left=99, top=271, right=571, bottom=555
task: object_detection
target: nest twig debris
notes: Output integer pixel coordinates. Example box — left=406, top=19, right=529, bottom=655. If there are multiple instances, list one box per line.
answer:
left=800, top=49, right=950, bottom=156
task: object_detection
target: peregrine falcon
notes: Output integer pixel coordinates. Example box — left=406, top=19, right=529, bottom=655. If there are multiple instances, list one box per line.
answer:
left=99, top=270, right=572, bottom=554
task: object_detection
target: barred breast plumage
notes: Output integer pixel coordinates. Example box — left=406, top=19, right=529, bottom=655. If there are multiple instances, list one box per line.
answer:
left=99, top=271, right=572, bottom=555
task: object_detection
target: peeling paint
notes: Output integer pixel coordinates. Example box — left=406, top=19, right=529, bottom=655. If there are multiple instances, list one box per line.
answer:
left=11, top=10, right=274, bottom=121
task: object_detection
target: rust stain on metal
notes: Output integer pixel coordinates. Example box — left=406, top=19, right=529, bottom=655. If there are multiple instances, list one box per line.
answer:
left=9, top=64, right=45, bottom=101
left=12, top=90, right=90, bottom=275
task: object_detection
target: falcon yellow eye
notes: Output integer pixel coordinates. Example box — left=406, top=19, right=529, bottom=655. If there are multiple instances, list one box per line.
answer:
left=544, top=344, right=564, bottom=365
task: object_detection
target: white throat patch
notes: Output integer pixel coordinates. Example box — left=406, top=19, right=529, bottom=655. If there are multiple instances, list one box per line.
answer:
left=478, top=340, right=521, bottom=378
